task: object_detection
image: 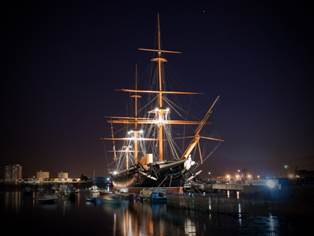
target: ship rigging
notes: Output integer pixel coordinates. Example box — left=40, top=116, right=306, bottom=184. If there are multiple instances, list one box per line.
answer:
left=100, top=15, right=223, bottom=188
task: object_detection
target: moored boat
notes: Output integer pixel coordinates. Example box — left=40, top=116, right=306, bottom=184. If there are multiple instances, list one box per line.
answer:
left=151, top=190, right=167, bottom=203
left=89, top=185, right=100, bottom=194
left=38, top=193, right=58, bottom=204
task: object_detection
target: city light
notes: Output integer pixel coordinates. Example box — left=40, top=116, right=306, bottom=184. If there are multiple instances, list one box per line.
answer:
left=266, top=179, right=276, bottom=189
left=225, top=174, right=231, bottom=180
left=247, top=174, right=252, bottom=179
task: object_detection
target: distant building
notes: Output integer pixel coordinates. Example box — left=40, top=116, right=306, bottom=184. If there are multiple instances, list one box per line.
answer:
left=36, top=170, right=49, bottom=181
left=4, top=164, right=22, bottom=182
left=58, top=171, right=69, bottom=181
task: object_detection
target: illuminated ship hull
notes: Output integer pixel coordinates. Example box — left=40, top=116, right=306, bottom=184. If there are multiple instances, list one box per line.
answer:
left=111, top=159, right=188, bottom=188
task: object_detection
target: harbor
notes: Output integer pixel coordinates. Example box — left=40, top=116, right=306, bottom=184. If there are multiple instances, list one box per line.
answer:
left=2, top=176, right=314, bottom=217
left=1, top=183, right=313, bottom=235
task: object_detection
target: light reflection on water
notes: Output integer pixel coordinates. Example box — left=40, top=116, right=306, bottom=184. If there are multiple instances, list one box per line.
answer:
left=0, top=190, right=289, bottom=236
left=104, top=202, right=170, bottom=236
left=184, top=218, right=196, bottom=236
left=238, top=203, right=242, bottom=226
left=4, top=191, right=21, bottom=211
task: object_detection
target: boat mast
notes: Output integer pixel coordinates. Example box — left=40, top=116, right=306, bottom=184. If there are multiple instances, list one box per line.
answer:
left=110, top=122, right=117, bottom=161
left=103, top=15, right=219, bottom=166
left=155, top=14, right=165, bottom=161
left=130, top=64, right=141, bottom=163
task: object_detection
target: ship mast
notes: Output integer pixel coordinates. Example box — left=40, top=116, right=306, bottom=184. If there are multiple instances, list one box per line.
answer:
left=155, top=14, right=165, bottom=161
left=101, top=14, right=222, bottom=168
left=130, top=64, right=141, bottom=163
left=140, top=14, right=180, bottom=161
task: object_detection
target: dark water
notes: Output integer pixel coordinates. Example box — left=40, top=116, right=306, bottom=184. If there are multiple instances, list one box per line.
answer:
left=0, top=190, right=310, bottom=235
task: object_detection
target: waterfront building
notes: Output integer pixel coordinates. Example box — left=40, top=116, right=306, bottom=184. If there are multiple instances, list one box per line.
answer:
left=4, top=164, right=22, bottom=182
left=57, top=171, right=69, bottom=181
left=36, top=170, right=49, bottom=181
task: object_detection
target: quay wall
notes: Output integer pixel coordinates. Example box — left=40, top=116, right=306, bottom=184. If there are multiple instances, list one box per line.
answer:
left=167, top=186, right=314, bottom=216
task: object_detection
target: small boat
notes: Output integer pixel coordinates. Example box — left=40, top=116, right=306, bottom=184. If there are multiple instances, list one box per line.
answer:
left=38, top=194, right=58, bottom=204
left=86, top=196, right=104, bottom=205
left=150, top=190, right=167, bottom=203
left=139, top=188, right=153, bottom=201
left=101, top=193, right=121, bottom=205
left=99, top=188, right=112, bottom=195
left=139, top=188, right=167, bottom=203
left=58, top=184, right=72, bottom=197
left=89, top=185, right=100, bottom=194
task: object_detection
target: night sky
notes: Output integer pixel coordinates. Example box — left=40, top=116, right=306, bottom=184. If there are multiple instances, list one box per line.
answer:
left=2, top=1, right=314, bottom=178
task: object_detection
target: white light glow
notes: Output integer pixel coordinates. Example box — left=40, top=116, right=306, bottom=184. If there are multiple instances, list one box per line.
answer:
left=266, top=179, right=276, bottom=189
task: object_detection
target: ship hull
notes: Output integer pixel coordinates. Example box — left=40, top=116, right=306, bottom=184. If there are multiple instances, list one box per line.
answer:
left=111, top=160, right=187, bottom=188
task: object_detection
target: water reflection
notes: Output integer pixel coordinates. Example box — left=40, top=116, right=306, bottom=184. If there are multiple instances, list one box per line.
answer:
left=184, top=218, right=196, bottom=236
left=75, top=192, right=80, bottom=208
left=238, top=203, right=242, bottom=226
left=268, top=214, right=279, bottom=234
left=0, top=190, right=285, bottom=236
left=61, top=199, right=71, bottom=215
left=4, top=191, right=21, bottom=211
left=104, top=203, right=184, bottom=236
left=32, top=192, right=36, bottom=207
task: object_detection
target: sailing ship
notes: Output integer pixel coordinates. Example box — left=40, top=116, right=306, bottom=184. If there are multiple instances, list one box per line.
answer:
left=101, top=15, right=223, bottom=188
